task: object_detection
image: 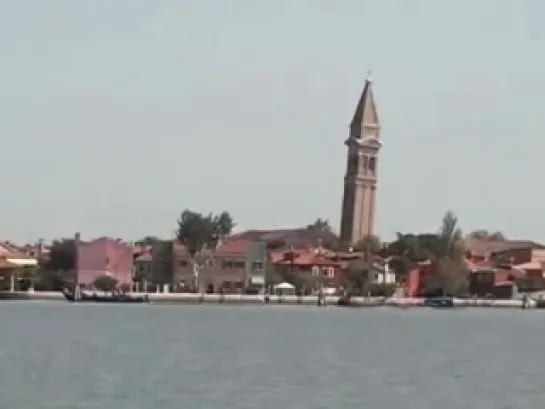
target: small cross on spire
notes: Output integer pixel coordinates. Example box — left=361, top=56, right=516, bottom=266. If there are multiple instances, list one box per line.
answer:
left=366, top=70, right=373, bottom=83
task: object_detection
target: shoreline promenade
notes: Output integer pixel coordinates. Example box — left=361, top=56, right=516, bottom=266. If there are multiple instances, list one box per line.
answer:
left=0, top=291, right=533, bottom=308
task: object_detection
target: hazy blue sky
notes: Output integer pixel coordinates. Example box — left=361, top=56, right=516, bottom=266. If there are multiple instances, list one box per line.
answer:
left=1, top=0, right=544, bottom=243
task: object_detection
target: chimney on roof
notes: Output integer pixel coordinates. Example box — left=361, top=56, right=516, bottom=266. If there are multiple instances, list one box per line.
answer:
left=74, top=232, right=81, bottom=243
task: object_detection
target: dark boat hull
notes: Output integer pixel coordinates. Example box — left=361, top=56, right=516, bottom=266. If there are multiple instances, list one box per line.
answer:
left=336, top=296, right=384, bottom=308
left=534, top=299, right=545, bottom=309
left=0, top=292, right=33, bottom=301
left=424, top=297, right=456, bottom=309
left=62, top=289, right=149, bottom=304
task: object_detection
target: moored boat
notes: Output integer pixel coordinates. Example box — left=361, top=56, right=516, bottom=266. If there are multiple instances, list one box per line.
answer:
left=62, top=288, right=149, bottom=304
left=424, top=296, right=457, bottom=309
left=532, top=299, right=545, bottom=309
left=336, top=295, right=384, bottom=307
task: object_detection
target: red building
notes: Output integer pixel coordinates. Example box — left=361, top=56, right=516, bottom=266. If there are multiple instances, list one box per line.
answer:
left=403, top=258, right=530, bottom=299
left=403, top=261, right=432, bottom=297
left=270, top=247, right=345, bottom=292
left=76, top=235, right=133, bottom=288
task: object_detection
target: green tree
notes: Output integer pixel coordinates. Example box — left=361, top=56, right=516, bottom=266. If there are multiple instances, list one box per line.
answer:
left=93, top=275, right=118, bottom=292
left=135, top=236, right=161, bottom=246
left=265, top=266, right=282, bottom=287
left=306, top=218, right=332, bottom=233
left=176, top=210, right=235, bottom=256
left=36, top=239, right=76, bottom=290
left=343, top=259, right=371, bottom=296
left=43, top=239, right=75, bottom=271
left=387, top=255, right=414, bottom=281
left=34, top=269, right=70, bottom=291
left=469, top=230, right=506, bottom=241
left=425, top=211, right=467, bottom=296
left=383, top=211, right=468, bottom=296
left=354, top=234, right=382, bottom=260
left=383, top=233, right=423, bottom=281
left=16, top=266, right=39, bottom=291
left=276, top=267, right=316, bottom=295
left=385, top=233, right=426, bottom=261
left=213, top=211, right=235, bottom=238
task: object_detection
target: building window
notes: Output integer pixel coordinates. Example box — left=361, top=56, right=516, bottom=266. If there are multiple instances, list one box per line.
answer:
left=234, top=260, right=245, bottom=269
left=327, top=267, right=335, bottom=278
left=369, top=157, right=376, bottom=172
left=180, top=260, right=188, bottom=267
left=222, top=260, right=234, bottom=269
left=312, top=266, right=320, bottom=276
left=252, top=261, right=263, bottom=271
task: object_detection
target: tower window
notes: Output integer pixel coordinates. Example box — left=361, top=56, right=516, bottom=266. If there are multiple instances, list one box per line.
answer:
left=348, top=154, right=358, bottom=173
left=362, top=156, right=368, bottom=170
left=369, top=157, right=377, bottom=172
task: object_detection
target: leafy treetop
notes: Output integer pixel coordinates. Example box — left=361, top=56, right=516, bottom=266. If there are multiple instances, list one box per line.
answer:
left=382, top=210, right=468, bottom=296
left=93, top=275, right=118, bottom=292
left=176, top=209, right=235, bottom=256
left=306, top=218, right=332, bottom=233
left=468, top=230, right=506, bottom=241
left=135, top=236, right=161, bottom=246
left=42, top=239, right=76, bottom=271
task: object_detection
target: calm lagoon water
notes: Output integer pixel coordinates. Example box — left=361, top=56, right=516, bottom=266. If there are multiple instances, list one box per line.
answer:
left=0, top=302, right=544, bottom=408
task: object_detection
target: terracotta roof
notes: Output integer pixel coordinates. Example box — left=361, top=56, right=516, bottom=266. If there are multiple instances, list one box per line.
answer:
left=5, top=252, right=35, bottom=260
left=0, top=258, right=16, bottom=269
left=230, top=229, right=298, bottom=241
left=464, top=238, right=545, bottom=257
left=491, top=241, right=545, bottom=252
left=230, top=228, right=339, bottom=250
left=271, top=248, right=340, bottom=267
left=215, top=239, right=253, bottom=256
left=463, top=238, right=489, bottom=257
left=0, top=243, right=15, bottom=256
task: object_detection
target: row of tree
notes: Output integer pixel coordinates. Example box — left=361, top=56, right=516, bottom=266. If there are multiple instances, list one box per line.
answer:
left=257, top=211, right=487, bottom=297
left=23, top=208, right=502, bottom=296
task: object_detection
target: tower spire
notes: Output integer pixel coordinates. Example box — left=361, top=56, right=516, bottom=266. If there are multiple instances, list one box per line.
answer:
left=349, top=72, right=379, bottom=139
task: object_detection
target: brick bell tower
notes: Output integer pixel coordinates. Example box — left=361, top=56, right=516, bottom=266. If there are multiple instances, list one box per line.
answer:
left=339, top=74, right=381, bottom=247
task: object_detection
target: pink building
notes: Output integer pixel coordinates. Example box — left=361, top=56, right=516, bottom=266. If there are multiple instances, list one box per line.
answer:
left=76, top=235, right=133, bottom=287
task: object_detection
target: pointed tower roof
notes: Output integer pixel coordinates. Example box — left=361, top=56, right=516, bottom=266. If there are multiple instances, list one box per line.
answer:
left=349, top=73, right=380, bottom=139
